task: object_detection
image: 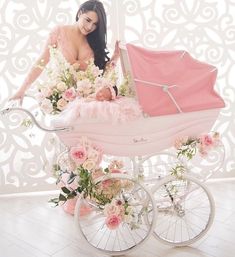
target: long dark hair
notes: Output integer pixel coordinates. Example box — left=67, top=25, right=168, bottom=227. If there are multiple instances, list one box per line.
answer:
left=76, top=0, right=110, bottom=70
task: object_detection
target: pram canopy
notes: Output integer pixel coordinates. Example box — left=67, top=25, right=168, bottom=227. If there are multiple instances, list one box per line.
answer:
left=125, top=44, right=225, bottom=116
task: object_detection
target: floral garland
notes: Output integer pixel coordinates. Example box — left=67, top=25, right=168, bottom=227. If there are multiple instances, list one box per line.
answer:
left=171, top=132, right=221, bottom=177
left=50, top=137, right=141, bottom=230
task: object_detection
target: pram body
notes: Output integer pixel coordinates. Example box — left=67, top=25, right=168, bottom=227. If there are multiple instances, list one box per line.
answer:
left=51, top=44, right=224, bottom=255
left=57, top=108, right=220, bottom=157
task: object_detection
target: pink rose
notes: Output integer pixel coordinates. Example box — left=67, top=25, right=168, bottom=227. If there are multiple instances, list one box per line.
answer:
left=70, top=146, right=87, bottom=164
left=200, top=134, right=213, bottom=147
left=57, top=98, right=68, bottom=110
left=63, top=87, right=76, bottom=102
left=105, top=214, right=122, bottom=230
left=101, top=179, right=113, bottom=189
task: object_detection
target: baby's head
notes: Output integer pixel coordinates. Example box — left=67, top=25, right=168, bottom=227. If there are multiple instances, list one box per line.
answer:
left=96, top=85, right=118, bottom=101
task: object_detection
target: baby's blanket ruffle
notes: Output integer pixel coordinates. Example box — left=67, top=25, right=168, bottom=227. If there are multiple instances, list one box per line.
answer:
left=53, top=97, right=143, bottom=126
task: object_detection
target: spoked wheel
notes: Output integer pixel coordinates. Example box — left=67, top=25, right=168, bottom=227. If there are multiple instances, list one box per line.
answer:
left=151, top=175, right=215, bottom=246
left=74, top=174, right=156, bottom=256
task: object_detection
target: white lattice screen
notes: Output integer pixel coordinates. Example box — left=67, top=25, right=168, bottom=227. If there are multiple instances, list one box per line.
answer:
left=0, top=0, right=235, bottom=194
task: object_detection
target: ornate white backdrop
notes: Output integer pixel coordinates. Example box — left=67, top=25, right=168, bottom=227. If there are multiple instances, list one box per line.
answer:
left=0, top=0, right=235, bottom=194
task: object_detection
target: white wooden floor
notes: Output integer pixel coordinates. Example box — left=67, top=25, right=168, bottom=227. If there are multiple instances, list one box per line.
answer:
left=0, top=179, right=235, bottom=257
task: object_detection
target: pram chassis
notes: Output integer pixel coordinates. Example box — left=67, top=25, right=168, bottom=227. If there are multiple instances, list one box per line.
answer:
left=0, top=104, right=219, bottom=256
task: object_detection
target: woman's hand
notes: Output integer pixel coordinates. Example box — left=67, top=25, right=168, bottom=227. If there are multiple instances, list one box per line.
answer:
left=9, top=88, right=25, bottom=104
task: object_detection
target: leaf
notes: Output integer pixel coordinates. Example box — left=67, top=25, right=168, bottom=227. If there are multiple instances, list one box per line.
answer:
left=61, top=187, right=70, bottom=194
left=59, top=194, right=67, bottom=202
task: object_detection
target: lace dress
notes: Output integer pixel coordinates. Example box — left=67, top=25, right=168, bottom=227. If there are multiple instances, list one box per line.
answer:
left=21, top=25, right=93, bottom=90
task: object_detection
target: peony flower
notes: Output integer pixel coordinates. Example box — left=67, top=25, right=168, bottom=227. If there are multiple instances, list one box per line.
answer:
left=104, top=202, right=123, bottom=217
left=105, top=214, right=122, bottom=230
left=40, top=98, right=53, bottom=114
left=56, top=82, right=68, bottom=92
left=40, top=87, right=53, bottom=98
left=82, top=159, right=96, bottom=171
left=63, top=87, right=76, bottom=102
left=57, top=98, right=68, bottom=110
left=70, top=146, right=87, bottom=164
left=200, top=134, right=213, bottom=147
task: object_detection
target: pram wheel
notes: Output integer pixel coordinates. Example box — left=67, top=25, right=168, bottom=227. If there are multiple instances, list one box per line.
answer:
left=151, top=175, right=215, bottom=246
left=74, top=174, right=156, bottom=256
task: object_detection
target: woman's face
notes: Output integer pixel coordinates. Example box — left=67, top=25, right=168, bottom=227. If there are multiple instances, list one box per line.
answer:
left=78, top=11, right=98, bottom=35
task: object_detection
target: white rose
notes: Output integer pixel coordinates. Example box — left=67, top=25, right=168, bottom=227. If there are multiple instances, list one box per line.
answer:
left=40, top=87, right=53, bottom=97
left=103, top=203, right=122, bottom=216
left=57, top=82, right=67, bottom=92
left=82, top=159, right=96, bottom=171
left=57, top=98, right=68, bottom=110
left=40, top=99, right=53, bottom=114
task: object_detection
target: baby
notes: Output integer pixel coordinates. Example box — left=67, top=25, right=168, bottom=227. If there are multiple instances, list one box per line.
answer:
left=89, top=85, right=118, bottom=101
left=52, top=83, right=142, bottom=126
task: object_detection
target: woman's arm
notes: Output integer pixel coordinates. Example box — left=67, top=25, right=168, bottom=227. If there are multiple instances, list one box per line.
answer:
left=104, top=40, right=120, bottom=72
left=10, top=26, right=59, bottom=103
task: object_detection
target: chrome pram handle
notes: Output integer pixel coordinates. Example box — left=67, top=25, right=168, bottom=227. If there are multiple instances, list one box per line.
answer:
left=1, top=99, right=71, bottom=133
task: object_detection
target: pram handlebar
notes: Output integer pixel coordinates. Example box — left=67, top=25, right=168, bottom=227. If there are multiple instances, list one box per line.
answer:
left=1, top=97, right=72, bottom=132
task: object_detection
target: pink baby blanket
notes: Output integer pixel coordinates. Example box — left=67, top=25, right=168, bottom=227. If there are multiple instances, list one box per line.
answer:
left=53, top=96, right=143, bottom=127
left=126, top=44, right=225, bottom=116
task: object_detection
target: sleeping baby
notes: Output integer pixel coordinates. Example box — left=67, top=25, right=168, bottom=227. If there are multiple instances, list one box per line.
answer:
left=52, top=84, right=143, bottom=126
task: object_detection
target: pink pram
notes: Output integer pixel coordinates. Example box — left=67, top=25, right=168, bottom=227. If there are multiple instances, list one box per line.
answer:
left=1, top=44, right=225, bottom=256
left=51, top=44, right=224, bottom=255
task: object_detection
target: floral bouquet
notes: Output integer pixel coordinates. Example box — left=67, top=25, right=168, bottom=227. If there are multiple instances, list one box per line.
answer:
left=174, top=132, right=221, bottom=159
left=36, top=46, right=78, bottom=114
left=171, top=132, right=221, bottom=178
left=36, top=47, right=118, bottom=114
left=50, top=137, right=145, bottom=230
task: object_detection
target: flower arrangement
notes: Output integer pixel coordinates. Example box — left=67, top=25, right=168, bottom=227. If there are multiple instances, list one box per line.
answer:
left=50, top=136, right=146, bottom=230
left=174, top=132, right=221, bottom=159
left=36, top=47, right=78, bottom=114
left=36, top=47, right=117, bottom=114
left=171, top=132, right=221, bottom=177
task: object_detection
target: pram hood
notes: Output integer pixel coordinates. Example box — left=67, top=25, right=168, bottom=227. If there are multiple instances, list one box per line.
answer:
left=126, top=44, right=225, bottom=116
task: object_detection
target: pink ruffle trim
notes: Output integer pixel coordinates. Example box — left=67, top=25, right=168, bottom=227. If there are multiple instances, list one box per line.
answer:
left=54, top=96, right=143, bottom=126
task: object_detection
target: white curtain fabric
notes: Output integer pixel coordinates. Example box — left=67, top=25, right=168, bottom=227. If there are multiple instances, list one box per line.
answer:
left=0, top=0, right=234, bottom=194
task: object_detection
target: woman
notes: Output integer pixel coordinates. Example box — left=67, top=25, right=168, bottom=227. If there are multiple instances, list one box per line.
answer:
left=10, top=0, right=119, bottom=103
